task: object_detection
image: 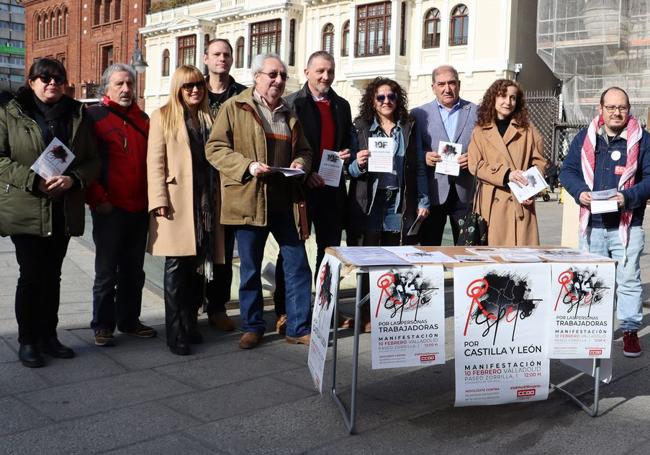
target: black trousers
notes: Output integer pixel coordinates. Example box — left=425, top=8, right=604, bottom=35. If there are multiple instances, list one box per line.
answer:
left=205, top=226, right=235, bottom=315
left=11, top=233, right=70, bottom=344
left=163, top=256, right=202, bottom=347
left=91, top=208, right=148, bottom=332
left=420, top=185, right=469, bottom=246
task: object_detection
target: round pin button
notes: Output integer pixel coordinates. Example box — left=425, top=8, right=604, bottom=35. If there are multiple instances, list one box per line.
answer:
left=611, top=150, right=621, bottom=161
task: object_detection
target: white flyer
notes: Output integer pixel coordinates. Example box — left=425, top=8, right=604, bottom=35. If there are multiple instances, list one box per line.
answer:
left=506, top=166, right=549, bottom=203
left=453, top=264, right=551, bottom=406
left=30, top=137, right=75, bottom=179
left=382, top=246, right=457, bottom=264
left=307, top=255, right=341, bottom=393
left=591, top=200, right=618, bottom=214
left=537, top=248, right=608, bottom=262
left=548, top=263, right=615, bottom=359
left=370, top=265, right=446, bottom=369
left=367, top=137, right=395, bottom=173
left=318, top=149, right=343, bottom=187
left=332, top=247, right=408, bottom=266
left=454, top=255, right=497, bottom=263
left=435, top=141, right=462, bottom=176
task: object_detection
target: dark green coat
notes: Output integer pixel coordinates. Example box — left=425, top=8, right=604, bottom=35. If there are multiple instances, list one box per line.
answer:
left=0, top=92, right=99, bottom=237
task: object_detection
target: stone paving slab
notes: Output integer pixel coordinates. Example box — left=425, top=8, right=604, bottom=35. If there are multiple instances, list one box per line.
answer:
left=17, top=370, right=194, bottom=421
left=164, top=376, right=315, bottom=423
left=0, top=396, right=53, bottom=437
left=102, top=433, right=228, bottom=455
left=0, top=401, right=200, bottom=455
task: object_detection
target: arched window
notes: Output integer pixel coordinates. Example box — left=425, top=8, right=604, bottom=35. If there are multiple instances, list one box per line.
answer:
left=51, top=10, right=58, bottom=36
left=114, top=0, right=121, bottom=21
left=44, top=13, right=50, bottom=38
left=161, top=49, right=170, bottom=76
left=58, top=10, right=63, bottom=36
left=64, top=8, right=68, bottom=34
left=450, top=4, right=468, bottom=46
left=321, top=23, right=334, bottom=55
left=36, top=14, right=42, bottom=40
left=104, top=0, right=112, bottom=22
left=423, top=8, right=440, bottom=48
left=341, top=20, right=350, bottom=56
left=93, top=0, right=101, bottom=25
left=235, top=36, right=244, bottom=69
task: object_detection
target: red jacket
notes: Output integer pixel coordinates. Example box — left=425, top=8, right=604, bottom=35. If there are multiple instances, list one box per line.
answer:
left=86, top=96, right=149, bottom=212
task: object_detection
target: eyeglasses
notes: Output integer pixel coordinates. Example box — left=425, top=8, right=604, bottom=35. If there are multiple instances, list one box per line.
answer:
left=259, top=71, right=289, bottom=81
left=36, top=74, right=66, bottom=85
left=181, top=81, right=205, bottom=92
left=376, top=93, right=397, bottom=103
left=603, top=105, right=629, bottom=113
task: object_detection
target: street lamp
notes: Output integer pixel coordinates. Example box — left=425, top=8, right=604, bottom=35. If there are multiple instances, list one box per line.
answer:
left=130, top=33, right=148, bottom=104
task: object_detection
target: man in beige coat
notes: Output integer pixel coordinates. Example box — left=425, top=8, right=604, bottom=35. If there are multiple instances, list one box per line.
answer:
left=206, top=53, right=313, bottom=349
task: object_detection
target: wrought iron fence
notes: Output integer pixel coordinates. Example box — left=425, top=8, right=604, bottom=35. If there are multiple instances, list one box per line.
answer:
left=525, top=90, right=560, bottom=163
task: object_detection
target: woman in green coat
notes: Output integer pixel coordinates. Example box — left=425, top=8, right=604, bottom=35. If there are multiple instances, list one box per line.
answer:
left=0, top=58, right=99, bottom=368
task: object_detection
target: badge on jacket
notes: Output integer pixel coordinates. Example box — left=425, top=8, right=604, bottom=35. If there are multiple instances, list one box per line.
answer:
left=615, top=165, right=625, bottom=175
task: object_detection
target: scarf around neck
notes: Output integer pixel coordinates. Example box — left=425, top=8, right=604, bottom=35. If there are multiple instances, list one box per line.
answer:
left=579, top=114, right=642, bottom=248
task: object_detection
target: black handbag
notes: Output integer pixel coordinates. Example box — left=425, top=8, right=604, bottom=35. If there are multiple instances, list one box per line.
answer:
left=457, top=177, right=488, bottom=246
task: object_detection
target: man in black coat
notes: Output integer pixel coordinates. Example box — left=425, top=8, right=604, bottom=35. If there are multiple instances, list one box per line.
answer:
left=273, top=51, right=353, bottom=334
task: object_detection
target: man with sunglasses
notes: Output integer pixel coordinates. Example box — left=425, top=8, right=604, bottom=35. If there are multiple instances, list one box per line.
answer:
left=561, top=86, right=650, bottom=358
left=411, top=65, right=478, bottom=245
left=86, top=63, right=156, bottom=347
left=202, top=38, right=246, bottom=332
left=271, top=51, right=353, bottom=335
left=206, top=53, right=313, bottom=349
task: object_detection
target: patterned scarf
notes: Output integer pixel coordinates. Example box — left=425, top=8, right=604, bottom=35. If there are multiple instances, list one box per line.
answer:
left=579, top=114, right=642, bottom=248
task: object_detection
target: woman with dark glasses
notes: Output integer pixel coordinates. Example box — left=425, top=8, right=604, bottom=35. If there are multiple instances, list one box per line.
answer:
left=147, top=65, right=222, bottom=355
left=0, top=58, right=99, bottom=367
left=347, top=77, right=430, bottom=331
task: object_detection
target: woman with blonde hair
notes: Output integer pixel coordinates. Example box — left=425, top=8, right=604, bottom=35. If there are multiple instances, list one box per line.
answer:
left=147, top=65, right=221, bottom=355
left=467, top=79, right=547, bottom=246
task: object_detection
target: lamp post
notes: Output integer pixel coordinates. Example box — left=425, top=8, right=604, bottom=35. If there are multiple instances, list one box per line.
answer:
left=130, top=32, right=148, bottom=104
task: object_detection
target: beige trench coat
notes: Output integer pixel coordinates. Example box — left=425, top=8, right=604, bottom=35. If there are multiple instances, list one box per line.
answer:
left=467, top=119, right=547, bottom=246
left=146, top=108, right=225, bottom=261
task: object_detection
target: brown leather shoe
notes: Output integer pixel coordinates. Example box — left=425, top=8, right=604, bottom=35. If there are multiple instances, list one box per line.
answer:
left=338, top=312, right=354, bottom=329
left=285, top=334, right=311, bottom=345
left=275, top=314, right=287, bottom=336
left=208, top=312, right=235, bottom=331
left=239, top=332, right=263, bottom=349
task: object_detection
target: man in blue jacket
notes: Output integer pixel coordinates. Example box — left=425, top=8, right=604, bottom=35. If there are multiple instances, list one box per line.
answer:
left=560, top=87, right=650, bottom=357
left=411, top=65, right=478, bottom=245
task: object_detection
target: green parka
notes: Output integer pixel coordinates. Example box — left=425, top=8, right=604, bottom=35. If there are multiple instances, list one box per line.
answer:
left=0, top=91, right=99, bottom=237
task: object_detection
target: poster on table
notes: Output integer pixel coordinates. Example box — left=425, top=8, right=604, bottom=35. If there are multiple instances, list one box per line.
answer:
left=307, top=254, right=341, bottom=393
left=453, top=264, right=552, bottom=406
left=369, top=265, right=446, bottom=369
left=549, top=263, right=615, bottom=359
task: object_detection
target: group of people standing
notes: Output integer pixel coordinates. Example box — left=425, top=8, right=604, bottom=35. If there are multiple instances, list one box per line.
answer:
left=1, top=39, right=648, bottom=367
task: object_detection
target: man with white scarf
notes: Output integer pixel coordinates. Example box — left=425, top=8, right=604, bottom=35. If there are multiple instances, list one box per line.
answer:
left=560, top=87, right=650, bottom=357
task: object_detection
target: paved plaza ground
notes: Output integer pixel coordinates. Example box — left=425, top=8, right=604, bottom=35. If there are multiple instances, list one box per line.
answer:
left=2, top=198, right=650, bottom=454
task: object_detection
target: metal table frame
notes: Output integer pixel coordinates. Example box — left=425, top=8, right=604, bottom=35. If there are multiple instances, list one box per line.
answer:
left=328, top=268, right=606, bottom=434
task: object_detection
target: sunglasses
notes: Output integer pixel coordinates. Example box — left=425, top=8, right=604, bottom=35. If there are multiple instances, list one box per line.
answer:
left=376, top=93, right=397, bottom=103
left=259, top=71, right=289, bottom=81
left=181, top=81, right=205, bottom=91
left=36, top=74, right=66, bottom=85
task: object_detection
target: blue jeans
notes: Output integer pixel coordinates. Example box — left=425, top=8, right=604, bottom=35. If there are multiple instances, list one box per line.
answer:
left=234, top=210, right=312, bottom=337
left=91, top=207, right=148, bottom=332
left=580, top=226, right=645, bottom=331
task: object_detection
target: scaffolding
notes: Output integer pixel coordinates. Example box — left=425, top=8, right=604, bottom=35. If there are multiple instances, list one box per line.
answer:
left=537, top=0, right=650, bottom=123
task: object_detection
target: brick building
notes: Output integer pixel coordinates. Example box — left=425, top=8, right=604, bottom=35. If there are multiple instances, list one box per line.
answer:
left=22, top=0, right=149, bottom=100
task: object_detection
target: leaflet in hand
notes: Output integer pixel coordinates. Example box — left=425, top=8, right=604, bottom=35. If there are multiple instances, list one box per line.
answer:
left=435, top=141, right=462, bottom=176
left=506, top=166, right=549, bottom=203
left=367, top=137, right=395, bottom=173
left=590, top=188, right=618, bottom=214
left=30, top=138, right=75, bottom=179
left=318, top=149, right=343, bottom=187
left=269, top=166, right=306, bottom=177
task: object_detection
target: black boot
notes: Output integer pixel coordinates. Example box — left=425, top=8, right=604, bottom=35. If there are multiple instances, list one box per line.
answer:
left=19, top=344, right=45, bottom=368
left=40, top=337, right=75, bottom=359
